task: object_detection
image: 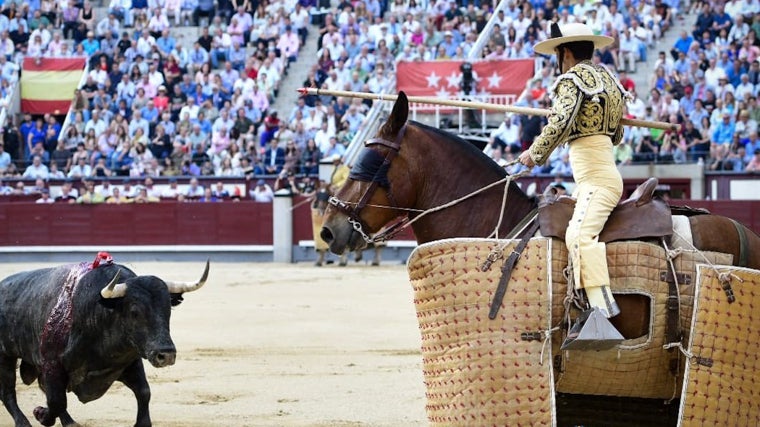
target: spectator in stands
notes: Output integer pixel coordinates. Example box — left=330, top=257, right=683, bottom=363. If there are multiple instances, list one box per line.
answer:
left=0, top=142, right=11, bottom=174
left=35, top=188, right=55, bottom=204
left=712, top=112, right=736, bottom=145
left=104, top=186, right=129, bottom=203
left=746, top=149, right=760, bottom=172
left=133, top=185, right=160, bottom=202
left=68, top=156, right=92, bottom=178
left=23, top=155, right=49, bottom=179
left=250, top=179, right=274, bottom=202
left=77, top=178, right=105, bottom=204
left=489, top=113, right=521, bottom=155
left=263, top=139, right=285, bottom=174
left=709, top=143, right=743, bottom=171
left=194, top=0, right=215, bottom=26
left=55, top=180, right=79, bottom=203
left=185, top=177, right=204, bottom=198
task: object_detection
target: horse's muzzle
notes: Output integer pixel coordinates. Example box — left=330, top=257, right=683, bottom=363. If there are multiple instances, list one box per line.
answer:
left=321, top=224, right=365, bottom=254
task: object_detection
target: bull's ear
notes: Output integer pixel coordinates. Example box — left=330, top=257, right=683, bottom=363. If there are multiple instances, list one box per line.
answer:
left=382, top=91, right=408, bottom=136
left=170, top=293, right=184, bottom=307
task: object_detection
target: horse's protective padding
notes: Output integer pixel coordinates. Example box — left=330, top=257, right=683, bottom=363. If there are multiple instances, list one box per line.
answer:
left=552, top=241, right=732, bottom=399
left=408, top=238, right=556, bottom=427
left=678, top=265, right=760, bottom=426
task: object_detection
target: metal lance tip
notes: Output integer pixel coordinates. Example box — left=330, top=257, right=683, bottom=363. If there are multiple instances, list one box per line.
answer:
left=296, top=88, right=308, bottom=95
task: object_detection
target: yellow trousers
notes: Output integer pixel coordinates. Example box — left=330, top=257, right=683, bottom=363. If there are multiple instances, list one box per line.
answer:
left=566, top=135, right=623, bottom=290
left=311, top=208, right=329, bottom=251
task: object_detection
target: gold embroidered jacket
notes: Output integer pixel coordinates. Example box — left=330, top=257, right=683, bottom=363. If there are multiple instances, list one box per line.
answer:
left=529, top=61, right=629, bottom=165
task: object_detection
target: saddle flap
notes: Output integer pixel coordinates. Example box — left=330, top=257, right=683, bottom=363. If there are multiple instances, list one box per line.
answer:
left=679, top=265, right=760, bottom=425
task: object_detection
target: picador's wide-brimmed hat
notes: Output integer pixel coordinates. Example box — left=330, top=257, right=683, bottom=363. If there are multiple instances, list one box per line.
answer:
left=533, top=22, right=613, bottom=55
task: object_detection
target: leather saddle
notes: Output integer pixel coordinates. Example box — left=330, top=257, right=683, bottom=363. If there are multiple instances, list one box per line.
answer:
left=537, top=177, right=673, bottom=243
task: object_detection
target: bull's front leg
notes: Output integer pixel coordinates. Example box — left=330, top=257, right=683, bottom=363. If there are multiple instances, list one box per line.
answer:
left=0, top=356, right=32, bottom=427
left=118, top=359, right=152, bottom=427
left=33, top=362, right=69, bottom=427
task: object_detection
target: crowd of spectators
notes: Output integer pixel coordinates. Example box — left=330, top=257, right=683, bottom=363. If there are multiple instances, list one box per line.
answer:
left=482, top=0, right=760, bottom=176
left=0, top=0, right=757, bottom=204
left=1, top=0, right=312, bottom=188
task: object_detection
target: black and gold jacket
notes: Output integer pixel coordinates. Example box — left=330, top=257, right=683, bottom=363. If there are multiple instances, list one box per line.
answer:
left=529, top=61, right=630, bottom=166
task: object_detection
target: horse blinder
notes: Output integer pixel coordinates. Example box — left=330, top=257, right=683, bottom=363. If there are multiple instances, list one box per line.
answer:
left=331, top=124, right=408, bottom=243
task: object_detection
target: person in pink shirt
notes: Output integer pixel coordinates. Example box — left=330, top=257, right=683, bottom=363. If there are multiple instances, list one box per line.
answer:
left=410, top=26, right=424, bottom=46
left=228, top=17, right=245, bottom=47
left=209, top=126, right=231, bottom=155
left=277, top=25, right=300, bottom=63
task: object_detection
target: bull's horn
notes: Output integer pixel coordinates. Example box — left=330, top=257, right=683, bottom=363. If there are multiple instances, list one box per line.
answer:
left=100, top=270, right=127, bottom=299
left=164, top=260, right=210, bottom=294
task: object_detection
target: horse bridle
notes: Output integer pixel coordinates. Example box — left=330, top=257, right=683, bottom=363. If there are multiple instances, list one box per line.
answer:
left=328, top=123, right=409, bottom=244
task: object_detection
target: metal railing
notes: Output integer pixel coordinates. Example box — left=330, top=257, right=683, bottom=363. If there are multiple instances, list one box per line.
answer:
left=58, top=60, right=90, bottom=139
left=408, top=93, right=518, bottom=133
left=0, top=65, right=22, bottom=130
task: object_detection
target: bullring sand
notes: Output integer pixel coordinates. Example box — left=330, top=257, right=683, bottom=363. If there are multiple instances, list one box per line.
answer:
left=1, top=261, right=427, bottom=427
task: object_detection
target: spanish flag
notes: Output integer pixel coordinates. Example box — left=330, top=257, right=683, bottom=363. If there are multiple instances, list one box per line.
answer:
left=21, top=57, right=86, bottom=115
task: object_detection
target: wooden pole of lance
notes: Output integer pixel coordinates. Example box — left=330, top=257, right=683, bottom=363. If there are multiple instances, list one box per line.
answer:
left=297, top=87, right=680, bottom=131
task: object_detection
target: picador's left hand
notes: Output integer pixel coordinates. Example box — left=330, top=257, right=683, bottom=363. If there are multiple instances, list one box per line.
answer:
left=518, top=151, right=535, bottom=168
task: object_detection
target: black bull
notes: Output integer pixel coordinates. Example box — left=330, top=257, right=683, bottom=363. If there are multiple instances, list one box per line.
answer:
left=0, top=260, right=209, bottom=427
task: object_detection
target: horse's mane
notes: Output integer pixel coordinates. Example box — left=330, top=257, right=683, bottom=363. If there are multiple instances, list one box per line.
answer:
left=409, top=121, right=529, bottom=192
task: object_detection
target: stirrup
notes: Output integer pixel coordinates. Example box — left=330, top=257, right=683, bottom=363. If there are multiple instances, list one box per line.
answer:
left=561, top=307, right=624, bottom=351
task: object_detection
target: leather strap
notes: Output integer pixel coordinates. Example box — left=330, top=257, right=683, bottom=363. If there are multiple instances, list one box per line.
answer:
left=730, top=219, right=749, bottom=268
left=661, top=268, right=687, bottom=345
left=489, top=220, right=541, bottom=319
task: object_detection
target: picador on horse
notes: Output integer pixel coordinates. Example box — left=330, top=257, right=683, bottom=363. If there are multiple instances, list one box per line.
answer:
left=517, top=22, right=632, bottom=349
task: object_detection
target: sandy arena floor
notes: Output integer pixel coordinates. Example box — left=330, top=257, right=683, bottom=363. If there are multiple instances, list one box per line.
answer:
left=0, top=261, right=427, bottom=427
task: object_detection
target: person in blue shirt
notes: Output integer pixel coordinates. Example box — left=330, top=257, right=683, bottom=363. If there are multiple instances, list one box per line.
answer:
left=712, top=113, right=736, bottom=145
left=193, top=111, right=213, bottom=135
left=44, top=116, right=62, bottom=142
left=710, top=4, right=732, bottom=39
left=81, top=31, right=100, bottom=57
left=156, top=30, right=176, bottom=55
left=179, top=74, right=196, bottom=97
left=670, top=30, right=693, bottom=60
left=109, top=140, right=134, bottom=175
left=439, top=31, right=458, bottom=57
left=26, top=118, right=46, bottom=155
left=140, top=101, right=160, bottom=124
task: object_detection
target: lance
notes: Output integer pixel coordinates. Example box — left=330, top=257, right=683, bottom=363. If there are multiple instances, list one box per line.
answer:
left=297, top=87, right=679, bottom=131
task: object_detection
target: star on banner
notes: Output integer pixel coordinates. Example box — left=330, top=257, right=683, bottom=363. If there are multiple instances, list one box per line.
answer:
left=486, top=71, right=502, bottom=88
left=426, top=71, right=441, bottom=88
left=436, top=88, right=451, bottom=98
left=446, top=72, right=461, bottom=89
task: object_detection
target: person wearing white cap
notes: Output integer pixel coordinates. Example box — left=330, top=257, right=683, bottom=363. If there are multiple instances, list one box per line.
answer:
left=518, top=22, right=630, bottom=350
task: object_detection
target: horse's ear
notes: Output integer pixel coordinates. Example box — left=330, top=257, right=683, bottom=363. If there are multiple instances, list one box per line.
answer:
left=384, top=91, right=409, bottom=135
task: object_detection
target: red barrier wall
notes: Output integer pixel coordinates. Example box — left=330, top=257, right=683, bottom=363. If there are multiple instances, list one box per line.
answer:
left=0, top=199, right=754, bottom=247
left=0, top=201, right=272, bottom=246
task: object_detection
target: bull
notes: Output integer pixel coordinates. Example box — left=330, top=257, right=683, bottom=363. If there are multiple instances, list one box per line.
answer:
left=0, top=257, right=209, bottom=427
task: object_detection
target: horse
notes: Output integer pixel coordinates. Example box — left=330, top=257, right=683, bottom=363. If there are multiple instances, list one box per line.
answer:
left=320, top=92, right=760, bottom=424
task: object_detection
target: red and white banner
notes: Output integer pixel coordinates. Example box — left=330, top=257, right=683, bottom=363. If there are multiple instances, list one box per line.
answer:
left=396, top=59, right=534, bottom=98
